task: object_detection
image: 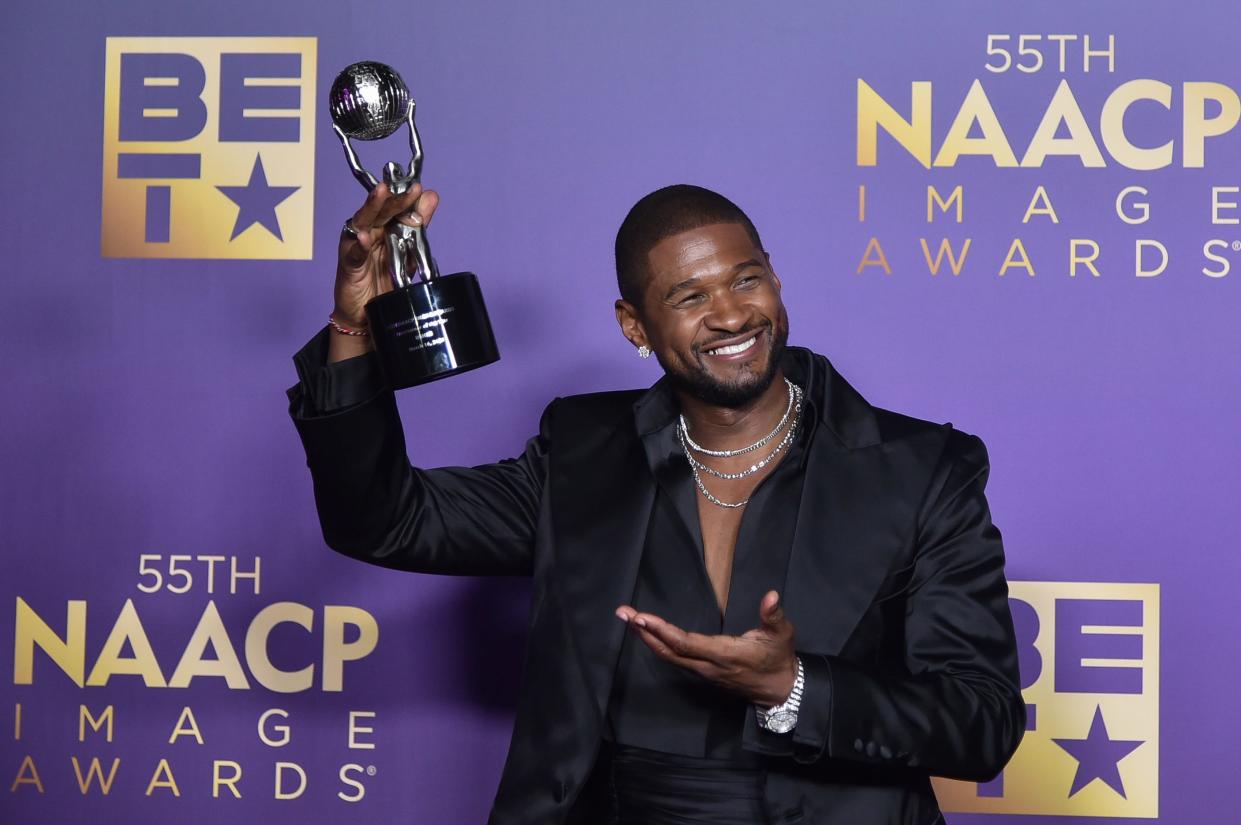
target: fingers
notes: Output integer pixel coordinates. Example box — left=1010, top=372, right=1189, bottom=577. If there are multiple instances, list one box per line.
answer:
left=623, top=612, right=732, bottom=665
left=630, top=624, right=715, bottom=677
left=397, top=187, right=438, bottom=228
left=632, top=624, right=700, bottom=671
left=354, top=182, right=421, bottom=227
left=348, top=184, right=390, bottom=239
left=345, top=184, right=438, bottom=249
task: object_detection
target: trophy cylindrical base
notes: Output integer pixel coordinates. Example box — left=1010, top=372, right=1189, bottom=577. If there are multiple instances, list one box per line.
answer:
left=364, top=271, right=500, bottom=389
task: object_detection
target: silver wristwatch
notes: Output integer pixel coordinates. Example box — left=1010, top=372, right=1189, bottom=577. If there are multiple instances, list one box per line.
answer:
left=757, top=657, right=805, bottom=734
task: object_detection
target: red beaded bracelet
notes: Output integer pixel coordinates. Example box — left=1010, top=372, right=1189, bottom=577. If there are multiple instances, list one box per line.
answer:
left=328, top=314, right=369, bottom=337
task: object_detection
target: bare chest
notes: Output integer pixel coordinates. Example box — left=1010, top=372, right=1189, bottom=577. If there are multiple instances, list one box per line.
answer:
left=681, top=395, right=802, bottom=613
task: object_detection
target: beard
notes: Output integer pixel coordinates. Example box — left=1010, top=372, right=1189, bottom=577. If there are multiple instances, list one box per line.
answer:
left=657, top=315, right=789, bottom=408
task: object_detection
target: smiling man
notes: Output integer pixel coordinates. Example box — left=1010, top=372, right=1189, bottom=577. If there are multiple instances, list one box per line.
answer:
left=288, top=184, right=1025, bottom=824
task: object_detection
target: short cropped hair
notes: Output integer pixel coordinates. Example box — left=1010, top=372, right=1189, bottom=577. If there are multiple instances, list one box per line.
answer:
left=614, top=184, right=764, bottom=310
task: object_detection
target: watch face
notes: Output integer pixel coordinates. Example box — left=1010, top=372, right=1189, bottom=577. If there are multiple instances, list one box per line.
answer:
left=764, top=709, right=797, bottom=734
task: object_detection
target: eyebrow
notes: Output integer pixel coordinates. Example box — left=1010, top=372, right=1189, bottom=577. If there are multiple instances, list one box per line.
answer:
left=663, top=259, right=765, bottom=300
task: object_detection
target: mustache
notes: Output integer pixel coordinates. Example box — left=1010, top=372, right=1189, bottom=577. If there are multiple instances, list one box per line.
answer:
left=697, top=323, right=769, bottom=352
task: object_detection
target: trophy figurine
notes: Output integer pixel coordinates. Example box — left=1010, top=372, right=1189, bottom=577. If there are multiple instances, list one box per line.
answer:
left=328, top=61, right=500, bottom=388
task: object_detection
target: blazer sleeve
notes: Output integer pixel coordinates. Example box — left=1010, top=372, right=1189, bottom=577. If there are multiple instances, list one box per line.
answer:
left=289, top=344, right=553, bottom=577
left=753, top=432, right=1025, bottom=781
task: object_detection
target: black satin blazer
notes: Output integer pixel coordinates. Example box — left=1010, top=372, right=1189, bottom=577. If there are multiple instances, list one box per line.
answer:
left=290, top=346, right=1025, bottom=825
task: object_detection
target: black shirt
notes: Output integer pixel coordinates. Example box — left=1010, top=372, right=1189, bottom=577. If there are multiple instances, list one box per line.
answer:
left=606, top=354, right=819, bottom=758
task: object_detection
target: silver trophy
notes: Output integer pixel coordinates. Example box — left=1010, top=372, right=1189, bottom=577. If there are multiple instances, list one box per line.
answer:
left=329, top=61, right=499, bottom=388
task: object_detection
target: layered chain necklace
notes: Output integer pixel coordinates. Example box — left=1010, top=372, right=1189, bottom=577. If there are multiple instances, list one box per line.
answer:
left=677, top=378, right=804, bottom=509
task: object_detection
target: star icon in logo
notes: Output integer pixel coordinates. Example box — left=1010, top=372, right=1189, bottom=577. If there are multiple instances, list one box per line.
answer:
left=216, top=155, right=300, bottom=241
left=1052, top=705, right=1144, bottom=799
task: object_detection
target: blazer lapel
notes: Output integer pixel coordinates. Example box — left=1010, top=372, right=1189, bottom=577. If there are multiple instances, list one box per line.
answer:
left=782, top=436, right=909, bottom=654
left=550, top=396, right=655, bottom=723
left=781, top=356, right=931, bottom=655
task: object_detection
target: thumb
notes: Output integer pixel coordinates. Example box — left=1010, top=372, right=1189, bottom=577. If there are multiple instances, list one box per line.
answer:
left=759, top=590, right=786, bottom=629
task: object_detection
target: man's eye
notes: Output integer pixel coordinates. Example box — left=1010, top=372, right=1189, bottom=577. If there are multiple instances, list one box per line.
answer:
left=678, top=293, right=705, bottom=305
left=737, top=274, right=760, bottom=287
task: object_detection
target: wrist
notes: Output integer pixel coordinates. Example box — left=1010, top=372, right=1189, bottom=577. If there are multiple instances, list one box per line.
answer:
left=756, top=656, right=804, bottom=735
left=330, top=308, right=369, bottom=333
left=761, top=656, right=800, bottom=707
left=326, top=312, right=374, bottom=362
left=327, top=330, right=374, bottom=363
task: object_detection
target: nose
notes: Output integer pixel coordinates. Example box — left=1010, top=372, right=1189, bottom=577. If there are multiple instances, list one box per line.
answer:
left=704, top=288, right=750, bottom=332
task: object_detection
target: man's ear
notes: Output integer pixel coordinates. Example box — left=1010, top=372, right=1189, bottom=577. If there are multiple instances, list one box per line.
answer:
left=614, top=298, right=649, bottom=350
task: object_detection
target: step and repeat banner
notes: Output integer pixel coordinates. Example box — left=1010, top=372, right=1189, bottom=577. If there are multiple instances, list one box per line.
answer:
left=2, top=1, right=1235, bottom=823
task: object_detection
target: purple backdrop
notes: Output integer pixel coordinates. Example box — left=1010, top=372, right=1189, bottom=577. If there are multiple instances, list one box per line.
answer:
left=2, top=1, right=1235, bottom=822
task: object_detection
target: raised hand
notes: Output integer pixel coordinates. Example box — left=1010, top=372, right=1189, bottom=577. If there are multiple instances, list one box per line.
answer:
left=615, top=590, right=799, bottom=707
left=328, top=183, right=439, bottom=362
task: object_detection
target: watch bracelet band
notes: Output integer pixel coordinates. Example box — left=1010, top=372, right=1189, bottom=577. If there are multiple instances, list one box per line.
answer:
left=758, top=656, right=805, bottom=728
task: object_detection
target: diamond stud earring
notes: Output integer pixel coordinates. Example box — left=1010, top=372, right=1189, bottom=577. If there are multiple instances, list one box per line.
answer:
left=637, top=345, right=652, bottom=359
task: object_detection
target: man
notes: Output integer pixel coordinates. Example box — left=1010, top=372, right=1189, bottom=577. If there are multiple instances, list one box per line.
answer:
left=288, top=184, right=1025, bottom=824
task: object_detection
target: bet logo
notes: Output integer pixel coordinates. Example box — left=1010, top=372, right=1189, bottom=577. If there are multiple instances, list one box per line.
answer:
left=934, top=582, right=1160, bottom=818
left=101, top=37, right=316, bottom=259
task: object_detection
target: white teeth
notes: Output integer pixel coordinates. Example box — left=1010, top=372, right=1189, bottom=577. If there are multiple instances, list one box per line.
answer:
left=708, top=336, right=757, bottom=356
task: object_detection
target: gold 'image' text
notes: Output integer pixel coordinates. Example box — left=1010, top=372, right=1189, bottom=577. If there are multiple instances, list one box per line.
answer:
left=854, top=184, right=1241, bottom=277
left=9, top=705, right=376, bottom=801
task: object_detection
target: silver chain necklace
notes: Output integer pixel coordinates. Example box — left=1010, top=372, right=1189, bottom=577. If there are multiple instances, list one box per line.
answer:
left=684, top=385, right=803, bottom=480
left=677, top=382, right=804, bottom=508
left=679, top=377, right=796, bottom=458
